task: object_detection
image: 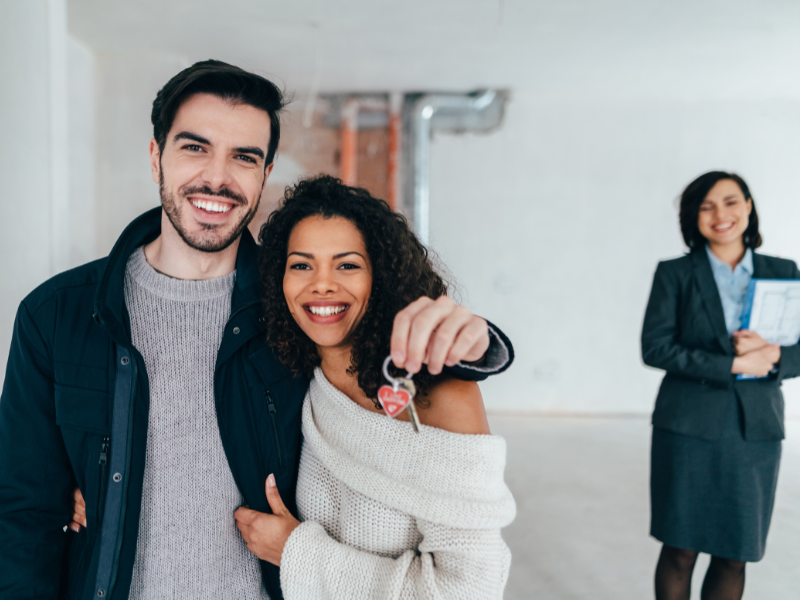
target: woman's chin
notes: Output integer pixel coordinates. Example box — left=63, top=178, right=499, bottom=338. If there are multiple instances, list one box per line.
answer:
left=302, top=329, right=350, bottom=351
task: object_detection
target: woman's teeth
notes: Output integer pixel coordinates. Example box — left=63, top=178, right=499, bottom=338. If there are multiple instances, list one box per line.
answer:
left=308, top=305, right=347, bottom=317
left=713, top=222, right=734, bottom=232
left=191, top=198, right=232, bottom=213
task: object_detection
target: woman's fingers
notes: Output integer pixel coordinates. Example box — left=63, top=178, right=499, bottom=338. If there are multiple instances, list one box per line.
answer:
left=391, top=296, right=490, bottom=375
left=446, top=316, right=490, bottom=366
left=69, top=521, right=81, bottom=533
left=265, top=474, right=288, bottom=516
left=234, top=506, right=260, bottom=527
left=72, top=487, right=87, bottom=527
left=390, top=297, right=435, bottom=371
left=423, top=305, right=474, bottom=374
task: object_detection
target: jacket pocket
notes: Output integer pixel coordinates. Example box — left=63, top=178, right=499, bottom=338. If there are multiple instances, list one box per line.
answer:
left=54, top=384, right=110, bottom=435
left=64, top=526, right=90, bottom=600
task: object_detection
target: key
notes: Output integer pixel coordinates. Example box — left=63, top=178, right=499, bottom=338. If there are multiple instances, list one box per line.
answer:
left=377, top=356, right=422, bottom=433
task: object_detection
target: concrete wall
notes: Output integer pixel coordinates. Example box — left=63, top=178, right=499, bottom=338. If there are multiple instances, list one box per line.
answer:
left=67, top=36, right=97, bottom=267
left=429, top=95, right=800, bottom=415
left=94, top=52, right=187, bottom=255
left=0, top=0, right=67, bottom=373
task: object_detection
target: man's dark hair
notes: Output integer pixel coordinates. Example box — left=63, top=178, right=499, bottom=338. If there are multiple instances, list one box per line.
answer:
left=258, top=175, right=449, bottom=406
left=151, top=60, right=285, bottom=166
left=679, top=170, right=762, bottom=251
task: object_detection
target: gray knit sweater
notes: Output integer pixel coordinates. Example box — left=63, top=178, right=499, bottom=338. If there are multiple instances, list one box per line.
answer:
left=124, top=247, right=268, bottom=600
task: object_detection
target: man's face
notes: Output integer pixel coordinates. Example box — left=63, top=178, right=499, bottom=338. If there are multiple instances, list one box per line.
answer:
left=150, top=93, right=274, bottom=253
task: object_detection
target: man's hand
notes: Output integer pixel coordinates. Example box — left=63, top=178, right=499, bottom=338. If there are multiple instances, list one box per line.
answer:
left=732, top=330, right=769, bottom=356
left=68, top=487, right=87, bottom=533
left=732, top=344, right=781, bottom=377
left=390, top=296, right=490, bottom=375
left=234, top=474, right=300, bottom=566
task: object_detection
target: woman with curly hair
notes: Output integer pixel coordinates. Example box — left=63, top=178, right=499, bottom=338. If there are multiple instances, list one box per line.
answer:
left=233, top=175, right=516, bottom=599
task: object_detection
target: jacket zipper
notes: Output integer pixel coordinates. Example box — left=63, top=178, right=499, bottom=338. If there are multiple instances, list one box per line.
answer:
left=97, top=436, right=110, bottom=523
left=265, top=390, right=284, bottom=469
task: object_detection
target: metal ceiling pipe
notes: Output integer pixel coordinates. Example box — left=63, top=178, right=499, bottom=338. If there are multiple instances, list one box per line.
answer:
left=409, top=90, right=497, bottom=245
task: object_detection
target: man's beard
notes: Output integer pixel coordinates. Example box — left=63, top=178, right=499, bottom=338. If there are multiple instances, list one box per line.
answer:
left=160, top=175, right=259, bottom=253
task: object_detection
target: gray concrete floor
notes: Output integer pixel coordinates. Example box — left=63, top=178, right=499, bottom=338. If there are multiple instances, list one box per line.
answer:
left=490, top=414, right=800, bottom=599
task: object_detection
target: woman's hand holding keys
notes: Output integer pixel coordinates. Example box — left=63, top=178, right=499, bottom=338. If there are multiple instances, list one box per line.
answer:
left=234, top=474, right=300, bottom=566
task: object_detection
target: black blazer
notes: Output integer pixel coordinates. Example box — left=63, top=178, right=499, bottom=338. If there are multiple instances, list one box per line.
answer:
left=641, top=250, right=800, bottom=441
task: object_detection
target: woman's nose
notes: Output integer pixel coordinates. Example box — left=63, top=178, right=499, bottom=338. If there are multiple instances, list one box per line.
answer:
left=311, top=268, right=338, bottom=294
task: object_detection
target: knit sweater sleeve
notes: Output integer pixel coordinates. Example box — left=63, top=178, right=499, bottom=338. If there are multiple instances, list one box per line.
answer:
left=280, top=517, right=511, bottom=600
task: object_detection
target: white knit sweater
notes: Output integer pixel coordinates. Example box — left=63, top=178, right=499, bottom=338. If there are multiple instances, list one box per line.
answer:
left=280, top=368, right=516, bottom=600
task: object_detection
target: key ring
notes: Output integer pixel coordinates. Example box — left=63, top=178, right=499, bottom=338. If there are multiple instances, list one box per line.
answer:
left=382, top=355, right=413, bottom=391
left=379, top=355, right=421, bottom=433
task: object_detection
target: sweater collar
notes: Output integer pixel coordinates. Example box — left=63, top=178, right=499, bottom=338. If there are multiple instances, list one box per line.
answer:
left=93, top=207, right=262, bottom=345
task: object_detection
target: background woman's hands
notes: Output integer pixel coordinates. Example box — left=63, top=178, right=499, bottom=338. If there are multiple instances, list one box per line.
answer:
left=235, top=474, right=300, bottom=566
left=731, top=340, right=781, bottom=377
left=732, top=330, right=769, bottom=356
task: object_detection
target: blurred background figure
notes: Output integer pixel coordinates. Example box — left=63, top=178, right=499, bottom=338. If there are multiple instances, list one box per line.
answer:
left=3, top=1, right=800, bottom=598
left=642, top=172, right=800, bottom=600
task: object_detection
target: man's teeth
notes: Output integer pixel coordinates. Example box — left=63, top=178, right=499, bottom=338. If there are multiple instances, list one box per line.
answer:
left=308, top=305, right=347, bottom=317
left=191, top=199, right=232, bottom=213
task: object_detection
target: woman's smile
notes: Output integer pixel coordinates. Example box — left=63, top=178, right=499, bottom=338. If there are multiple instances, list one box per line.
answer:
left=304, top=301, right=351, bottom=324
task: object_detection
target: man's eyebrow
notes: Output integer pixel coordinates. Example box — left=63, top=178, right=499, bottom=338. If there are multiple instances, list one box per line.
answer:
left=173, top=131, right=210, bottom=145
left=234, top=146, right=265, bottom=159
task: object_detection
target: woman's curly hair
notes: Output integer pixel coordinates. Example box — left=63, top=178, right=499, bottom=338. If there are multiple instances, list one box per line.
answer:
left=258, top=175, right=449, bottom=406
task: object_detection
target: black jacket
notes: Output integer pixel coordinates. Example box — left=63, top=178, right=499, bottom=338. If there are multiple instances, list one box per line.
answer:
left=0, top=207, right=513, bottom=600
left=641, top=249, right=800, bottom=442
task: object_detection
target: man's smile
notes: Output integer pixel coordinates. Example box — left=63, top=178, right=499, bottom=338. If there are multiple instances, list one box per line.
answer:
left=189, top=197, right=234, bottom=214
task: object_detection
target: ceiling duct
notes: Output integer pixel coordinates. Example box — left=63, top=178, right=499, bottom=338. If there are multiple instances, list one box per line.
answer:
left=403, top=90, right=507, bottom=245
left=320, top=90, right=508, bottom=244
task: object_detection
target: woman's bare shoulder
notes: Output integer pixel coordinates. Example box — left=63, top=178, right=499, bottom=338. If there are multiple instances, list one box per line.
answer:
left=417, top=377, right=491, bottom=435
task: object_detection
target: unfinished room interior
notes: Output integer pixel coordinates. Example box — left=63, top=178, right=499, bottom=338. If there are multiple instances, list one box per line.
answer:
left=2, top=1, right=800, bottom=598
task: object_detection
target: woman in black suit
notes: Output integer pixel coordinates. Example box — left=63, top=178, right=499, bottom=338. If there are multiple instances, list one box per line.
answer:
left=642, top=171, right=800, bottom=600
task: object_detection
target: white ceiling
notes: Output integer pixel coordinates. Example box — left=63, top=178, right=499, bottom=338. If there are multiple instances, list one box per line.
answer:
left=69, top=0, right=800, bottom=101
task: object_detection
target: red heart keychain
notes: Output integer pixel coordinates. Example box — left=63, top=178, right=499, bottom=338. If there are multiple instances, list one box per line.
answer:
left=378, top=385, right=412, bottom=418
left=378, top=356, right=421, bottom=432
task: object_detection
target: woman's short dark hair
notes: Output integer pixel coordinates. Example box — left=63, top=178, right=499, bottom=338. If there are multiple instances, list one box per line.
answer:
left=258, top=175, right=448, bottom=405
left=151, top=60, right=285, bottom=165
left=679, top=171, right=762, bottom=251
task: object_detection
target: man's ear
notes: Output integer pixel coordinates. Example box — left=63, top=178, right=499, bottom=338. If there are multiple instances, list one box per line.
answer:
left=149, top=138, right=161, bottom=184
left=262, top=162, right=275, bottom=191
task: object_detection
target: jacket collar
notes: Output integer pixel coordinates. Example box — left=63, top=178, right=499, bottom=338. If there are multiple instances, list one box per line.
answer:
left=690, top=249, right=733, bottom=355
left=94, top=207, right=262, bottom=346
left=752, top=251, right=778, bottom=279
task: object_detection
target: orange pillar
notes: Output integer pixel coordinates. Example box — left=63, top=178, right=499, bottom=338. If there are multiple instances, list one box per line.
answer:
left=340, top=98, right=359, bottom=185
left=387, top=92, right=402, bottom=210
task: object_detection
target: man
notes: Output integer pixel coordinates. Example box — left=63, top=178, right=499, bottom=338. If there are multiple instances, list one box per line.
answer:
left=0, top=60, right=512, bottom=600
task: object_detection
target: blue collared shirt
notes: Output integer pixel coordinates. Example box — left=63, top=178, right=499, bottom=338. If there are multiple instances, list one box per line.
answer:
left=706, top=245, right=754, bottom=335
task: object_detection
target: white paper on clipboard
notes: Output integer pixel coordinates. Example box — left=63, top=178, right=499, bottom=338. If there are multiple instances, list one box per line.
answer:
left=737, top=279, right=800, bottom=379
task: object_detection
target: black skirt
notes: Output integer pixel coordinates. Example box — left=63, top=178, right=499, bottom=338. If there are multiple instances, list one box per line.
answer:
left=650, top=394, right=782, bottom=562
